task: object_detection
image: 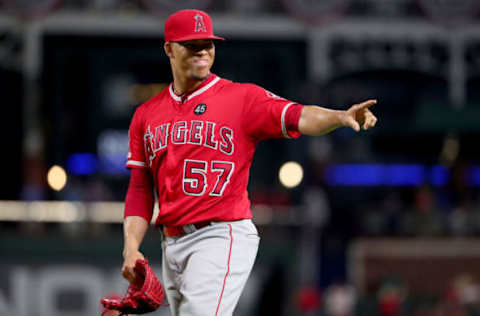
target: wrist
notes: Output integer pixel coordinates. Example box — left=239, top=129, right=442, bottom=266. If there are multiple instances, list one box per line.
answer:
left=337, top=110, right=348, bottom=127
left=123, top=244, right=139, bottom=258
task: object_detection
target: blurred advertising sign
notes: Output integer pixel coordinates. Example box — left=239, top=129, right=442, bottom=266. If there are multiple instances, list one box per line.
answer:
left=140, top=0, right=213, bottom=15
left=0, top=261, right=261, bottom=316
left=418, top=0, right=480, bottom=24
left=0, top=264, right=164, bottom=316
left=2, top=0, right=60, bottom=19
left=281, top=0, right=352, bottom=24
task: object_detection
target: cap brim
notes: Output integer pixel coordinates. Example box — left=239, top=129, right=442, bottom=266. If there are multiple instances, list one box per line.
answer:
left=168, top=34, right=225, bottom=42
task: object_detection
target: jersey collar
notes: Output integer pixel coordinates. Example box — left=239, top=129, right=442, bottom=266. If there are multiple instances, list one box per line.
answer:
left=169, top=73, right=220, bottom=103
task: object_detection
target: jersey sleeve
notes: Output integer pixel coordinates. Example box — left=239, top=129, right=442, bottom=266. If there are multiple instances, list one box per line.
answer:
left=126, top=107, right=147, bottom=169
left=242, top=84, right=303, bottom=141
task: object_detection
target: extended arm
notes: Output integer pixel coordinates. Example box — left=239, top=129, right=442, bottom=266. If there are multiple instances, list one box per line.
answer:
left=298, top=99, right=377, bottom=136
left=122, top=168, right=154, bottom=283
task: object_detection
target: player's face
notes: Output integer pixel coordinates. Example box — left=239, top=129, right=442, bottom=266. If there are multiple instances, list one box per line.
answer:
left=168, top=39, right=215, bottom=81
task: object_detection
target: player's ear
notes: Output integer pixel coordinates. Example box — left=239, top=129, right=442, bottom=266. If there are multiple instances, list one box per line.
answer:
left=164, top=42, right=173, bottom=58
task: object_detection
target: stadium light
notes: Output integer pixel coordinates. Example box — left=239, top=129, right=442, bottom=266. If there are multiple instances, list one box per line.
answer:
left=47, top=165, right=67, bottom=191
left=279, top=161, right=304, bottom=188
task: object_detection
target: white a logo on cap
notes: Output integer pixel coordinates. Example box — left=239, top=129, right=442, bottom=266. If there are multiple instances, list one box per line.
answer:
left=194, top=14, right=207, bottom=33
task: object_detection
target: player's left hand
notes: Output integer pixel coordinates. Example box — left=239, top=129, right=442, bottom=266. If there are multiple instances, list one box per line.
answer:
left=122, top=249, right=145, bottom=284
left=101, top=259, right=166, bottom=315
left=342, top=99, right=378, bottom=132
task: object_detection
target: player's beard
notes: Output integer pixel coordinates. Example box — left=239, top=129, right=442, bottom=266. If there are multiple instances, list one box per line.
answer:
left=190, top=69, right=210, bottom=81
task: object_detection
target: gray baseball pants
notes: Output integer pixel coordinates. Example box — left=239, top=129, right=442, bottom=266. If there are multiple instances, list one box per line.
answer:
left=161, top=219, right=259, bottom=316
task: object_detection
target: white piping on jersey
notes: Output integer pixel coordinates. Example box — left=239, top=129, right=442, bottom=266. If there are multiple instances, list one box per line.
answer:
left=187, top=76, right=220, bottom=101
left=281, top=102, right=295, bottom=139
left=168, top=76, right=221, bottom=103
left=126, top=160, right=145, bottom=167
left=169, top=84, right=182, bottom=102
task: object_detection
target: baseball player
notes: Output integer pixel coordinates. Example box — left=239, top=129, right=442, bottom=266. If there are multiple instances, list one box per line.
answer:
left=120, top=9, right=377, bottom=316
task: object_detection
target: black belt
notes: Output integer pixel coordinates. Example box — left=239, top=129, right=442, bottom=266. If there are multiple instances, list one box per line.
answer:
left=162, top=221, right=212, bottom=237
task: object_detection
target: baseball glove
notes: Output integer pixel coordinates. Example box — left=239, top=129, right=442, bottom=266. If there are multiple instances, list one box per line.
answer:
left=101, top=259, right=166, bottom=315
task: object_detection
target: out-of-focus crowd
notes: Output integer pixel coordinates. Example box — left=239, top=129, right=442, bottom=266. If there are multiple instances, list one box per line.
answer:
left=294, top=273, right=480, bottom=316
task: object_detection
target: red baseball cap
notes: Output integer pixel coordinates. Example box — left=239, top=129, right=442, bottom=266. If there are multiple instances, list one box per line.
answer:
left=164, top=9, right=225, bottom=42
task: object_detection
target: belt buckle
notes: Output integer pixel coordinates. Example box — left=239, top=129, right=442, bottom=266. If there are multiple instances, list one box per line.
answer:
left=182, top=224, right=196, bottom=234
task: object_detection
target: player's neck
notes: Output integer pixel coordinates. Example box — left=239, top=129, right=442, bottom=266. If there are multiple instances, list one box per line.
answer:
left=172, top=73, right=210, bottom=96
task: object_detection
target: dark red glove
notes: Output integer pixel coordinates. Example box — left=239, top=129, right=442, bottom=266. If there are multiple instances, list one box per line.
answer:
left=101, top=259, right=166, bottom=315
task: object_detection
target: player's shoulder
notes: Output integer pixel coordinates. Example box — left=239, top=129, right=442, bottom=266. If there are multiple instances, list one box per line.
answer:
left=218, top=77, right=258, bottom=89
left=217, top=78, right=262, bottom=94
left=216, top=79, right=273, bottom=105
left=223, top=80, right=289, bottom=104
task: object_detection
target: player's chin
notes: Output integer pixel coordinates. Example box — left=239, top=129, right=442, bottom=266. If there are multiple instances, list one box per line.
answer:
left=190, top=68, right=210, bottom=81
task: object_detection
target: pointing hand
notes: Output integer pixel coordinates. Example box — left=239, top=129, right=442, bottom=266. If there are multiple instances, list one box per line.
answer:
left=342, top=99, right=378, bottom=132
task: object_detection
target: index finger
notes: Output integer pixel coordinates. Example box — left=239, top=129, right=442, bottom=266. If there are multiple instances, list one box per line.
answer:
left=357, top=99, right=377, bottom=109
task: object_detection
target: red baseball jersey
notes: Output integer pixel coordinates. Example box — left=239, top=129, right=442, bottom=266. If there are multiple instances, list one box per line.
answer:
left=126, top=74, right=302, bottom=226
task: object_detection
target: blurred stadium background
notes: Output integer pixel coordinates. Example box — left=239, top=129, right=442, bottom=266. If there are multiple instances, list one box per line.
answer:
left=1, top=0, right=480, bottom=315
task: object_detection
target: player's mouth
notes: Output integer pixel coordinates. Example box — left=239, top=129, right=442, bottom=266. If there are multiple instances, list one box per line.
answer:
left=192, top=58, right=209, bottom=67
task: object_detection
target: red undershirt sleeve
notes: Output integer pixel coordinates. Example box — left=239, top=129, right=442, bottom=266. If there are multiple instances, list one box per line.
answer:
left=124, top=168, right=154, bottom=223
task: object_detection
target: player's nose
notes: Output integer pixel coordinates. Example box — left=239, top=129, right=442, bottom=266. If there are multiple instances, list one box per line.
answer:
left=194, top=49, right=209, bottom=58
